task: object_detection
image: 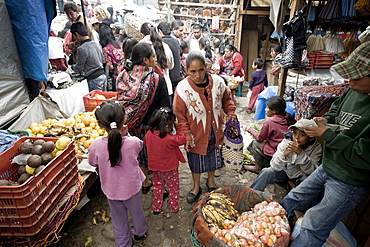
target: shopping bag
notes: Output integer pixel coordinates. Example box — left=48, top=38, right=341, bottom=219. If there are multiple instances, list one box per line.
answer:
left=222, top=119, right=244, bottom=169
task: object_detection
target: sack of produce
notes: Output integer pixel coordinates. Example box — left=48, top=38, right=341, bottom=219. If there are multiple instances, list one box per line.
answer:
left=191, top=185, right=290, bottom=247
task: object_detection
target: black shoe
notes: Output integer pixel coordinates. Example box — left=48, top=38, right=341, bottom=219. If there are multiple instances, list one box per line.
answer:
left=186, top=188, right=202, bottom=204
left=134, top=232, right=147, bottom=241
left=141, top=182, right=152, bottom=194
left=247, top=110, right=252, bottom=114
left=152, top=211, right=162, bottom=215
left=163, top=191, right=169, bottom=200
left=206, top=181, right=218, bottom=192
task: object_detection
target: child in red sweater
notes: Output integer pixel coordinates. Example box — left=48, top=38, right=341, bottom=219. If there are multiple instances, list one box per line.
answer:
left=144, top=107, right=186, bottom=214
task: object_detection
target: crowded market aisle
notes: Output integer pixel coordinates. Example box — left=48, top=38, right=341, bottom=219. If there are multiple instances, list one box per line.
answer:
left=54, top=94, right=290, bottom=247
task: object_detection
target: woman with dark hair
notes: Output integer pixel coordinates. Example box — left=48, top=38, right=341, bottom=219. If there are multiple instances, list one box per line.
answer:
left=116, top=42, right=170, bottom=194
left=244, top=96, right=296, bottom=174
left=140, top=22, right=174, bottom=98
left=121, top=37, right=138, bottom=64
left=199, top=37, right=220, bottom=74
left=218, top=44, right=245, bottom=77
left=173, top=51, right=236, bottom=204
left=99, top=25, right=124, bottom=91
left=270, top=44, right=283, bottom=76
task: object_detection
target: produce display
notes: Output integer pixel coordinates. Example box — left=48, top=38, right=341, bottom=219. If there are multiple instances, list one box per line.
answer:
left=202, top=192, right=239, bottom=228
left=26, top=111, right=107, bottom=155
left=0, top=137, right=71, bottom=186
left=202, top=193, right=289, bottom=247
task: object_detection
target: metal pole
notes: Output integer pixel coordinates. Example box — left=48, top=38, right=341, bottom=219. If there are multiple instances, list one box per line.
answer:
left=80, top=0, right=87, bottom=27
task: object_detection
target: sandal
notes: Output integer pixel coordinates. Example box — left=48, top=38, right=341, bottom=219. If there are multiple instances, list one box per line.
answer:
left=186, top=188, right=202, bottom=204
left=214, top=170, right=221, bottom=177
left=244, top=164, right=261, bottom=174
left=206, top=180, right=218, bottom=192
left=141, top=182, right=153, bottom=194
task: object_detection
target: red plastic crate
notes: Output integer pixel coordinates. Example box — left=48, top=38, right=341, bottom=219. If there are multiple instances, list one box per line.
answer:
left=0, top=137, right=78, bottom=237
left=83, top=90, right=118, bottom=112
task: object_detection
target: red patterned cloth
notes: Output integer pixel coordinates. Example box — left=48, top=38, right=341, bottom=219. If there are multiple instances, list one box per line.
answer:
left=294, top=83, right=349, bottom=120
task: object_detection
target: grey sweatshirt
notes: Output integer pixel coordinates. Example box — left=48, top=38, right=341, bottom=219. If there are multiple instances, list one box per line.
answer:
left=270, top=133, right=323, bottom=179
left=72, top=39, right=104, bottom=79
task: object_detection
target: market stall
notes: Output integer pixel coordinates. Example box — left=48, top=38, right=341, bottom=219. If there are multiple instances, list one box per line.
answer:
left=45, top=78, right=89, bottom=117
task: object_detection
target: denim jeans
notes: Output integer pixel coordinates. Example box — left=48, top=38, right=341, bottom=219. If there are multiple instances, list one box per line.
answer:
left=250, top=167, right=290, bottom=191
left=88, top=74, right=107, bottom=92
left=280, top=166, right=369, bottom=247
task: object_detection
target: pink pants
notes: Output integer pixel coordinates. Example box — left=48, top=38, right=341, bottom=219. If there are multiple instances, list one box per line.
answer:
left=152, top=168, right=179, bottom=213
left=248, top=83, right=265, bottom=111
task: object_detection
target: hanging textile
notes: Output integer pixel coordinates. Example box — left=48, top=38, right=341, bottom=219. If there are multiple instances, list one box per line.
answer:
left=269, top=0, right=290, bottom=39
left=307, top=6, right=317, bottom=22
left=339, top=33, right=361, bottom=57
left=306, top=28, right=325, bottom=51
left=323, top=31, right=346, bottom=54
left=359, top=26, right=370, bottom=43
left=342, top=0, right=356, bottom=17
left=280, top=7, right=307, bottom=69
left=354, top=0, right=370, bottom=16
left=318, top=0, right=342, bottom=20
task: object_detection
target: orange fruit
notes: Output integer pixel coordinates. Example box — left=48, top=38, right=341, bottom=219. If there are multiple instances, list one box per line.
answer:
left=83, top=116, right=91, bottom=126
left=31, top=126, right=40, bottom=134
left=30, top=122, right=38, bottom=129
left=42, top=119, right=50, bottom=127
left=84, top=139, right=93, bottom=148
left=79, top=137, right=87, bottom=144
left=64, top=118, right=74, bottom=126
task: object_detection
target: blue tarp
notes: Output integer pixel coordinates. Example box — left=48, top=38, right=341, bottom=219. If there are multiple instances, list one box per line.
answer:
left=5, top=0, right=56, bottom=81
left=254, top=86, right=295, bottom=120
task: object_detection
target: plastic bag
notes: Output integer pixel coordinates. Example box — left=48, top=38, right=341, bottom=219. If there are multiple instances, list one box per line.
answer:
left=9, top=91, right=69, bottom=130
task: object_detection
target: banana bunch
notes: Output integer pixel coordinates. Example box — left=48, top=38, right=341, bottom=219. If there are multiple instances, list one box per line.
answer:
left=202, top=192, right=239, bottom=228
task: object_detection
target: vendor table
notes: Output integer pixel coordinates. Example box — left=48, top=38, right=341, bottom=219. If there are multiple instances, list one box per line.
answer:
left=46, top=79, right=89, bottom=117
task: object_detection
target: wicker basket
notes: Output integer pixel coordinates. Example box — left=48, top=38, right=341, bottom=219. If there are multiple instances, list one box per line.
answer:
left=222, top=120, right=243, bottom=169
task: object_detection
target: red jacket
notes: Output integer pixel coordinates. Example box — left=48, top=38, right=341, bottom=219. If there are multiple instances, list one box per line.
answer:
left=144, top=125, right=186, bottom=172
left=218, top=52, right=245, bottom=77
left=247, top=114, right=289, bottom=156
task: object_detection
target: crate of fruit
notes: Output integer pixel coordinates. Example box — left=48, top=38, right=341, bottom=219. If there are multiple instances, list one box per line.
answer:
left=83, top=90, right=118, bottom=112
left=191, top=185, right=290, bottom=247
left=0, top=136, right=78, bottom=237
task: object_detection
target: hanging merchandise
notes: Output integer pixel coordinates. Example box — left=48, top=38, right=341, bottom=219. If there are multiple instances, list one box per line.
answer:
left=280, top=7, right=307, bottom=69
left=342, top=0, right=356, bottom=17
left=211, top=16, right=220, bottom=32
left=318, top=0, right=342, bottom=20
left=323, top=31, right=346, bottom=54
left=306, top=27, right=325, bottom=51
left=270, top=0, right=290, bottom=40
left=307, top=6, right=317, bottom=22
left=359, top=26, right=370, bottom=43
left=354, top=0, right=370, bottom=16
left=339, top=33, right=361, bottom=57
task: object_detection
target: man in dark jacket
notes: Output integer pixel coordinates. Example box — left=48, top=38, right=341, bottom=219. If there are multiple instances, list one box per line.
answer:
left=157, top=21, right=182, bottom=93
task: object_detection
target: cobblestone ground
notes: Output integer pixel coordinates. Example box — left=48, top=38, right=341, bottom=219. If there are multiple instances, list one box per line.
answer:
left=55, top=91, right=290, bottom=247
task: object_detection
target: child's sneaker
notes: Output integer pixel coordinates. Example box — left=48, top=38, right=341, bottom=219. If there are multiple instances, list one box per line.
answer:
left=152, top=211, right=162, bottom=215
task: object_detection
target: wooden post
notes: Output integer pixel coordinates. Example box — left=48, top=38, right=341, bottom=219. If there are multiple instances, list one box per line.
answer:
left=277, top=67, right=288, bottom=96
left=235, top=4, right=243, bottom=50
